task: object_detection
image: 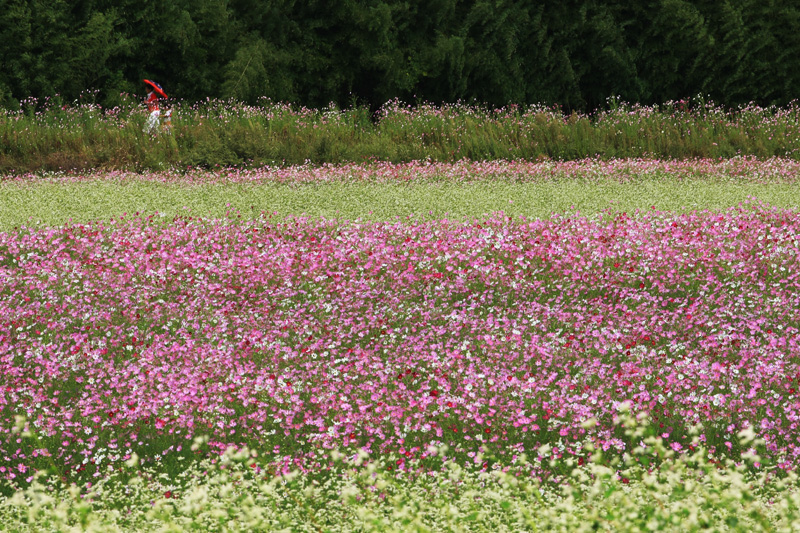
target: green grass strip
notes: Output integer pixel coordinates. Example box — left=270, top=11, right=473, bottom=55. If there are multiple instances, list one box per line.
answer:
left=1, top=180, right=799, bottom=230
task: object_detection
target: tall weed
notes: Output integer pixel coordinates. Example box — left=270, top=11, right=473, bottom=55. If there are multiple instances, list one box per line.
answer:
left=3, top=96, right=800, bottom=173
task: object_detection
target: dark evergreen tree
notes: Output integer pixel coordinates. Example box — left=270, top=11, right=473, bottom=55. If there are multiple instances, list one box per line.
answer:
left=573, top=1, right=641, bottom=111
left=516, top=2, right=583, bottom=110
left=0, top=0, right=33, bottom=106
left=695, top=0, right=751, bottom=106
left=459, top=0, right=532, bottom=106
left=737, top=0, right=800, bottom=106
left=634, top=0, right=715, bottom=103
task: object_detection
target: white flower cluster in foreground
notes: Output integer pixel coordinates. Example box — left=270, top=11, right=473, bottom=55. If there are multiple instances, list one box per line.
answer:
left=2, top=412, right=800, bottom=532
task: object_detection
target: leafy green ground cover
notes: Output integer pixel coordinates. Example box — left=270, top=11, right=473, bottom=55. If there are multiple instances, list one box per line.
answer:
left=2, top=159, right=799, bottom=232
left=3, top=414, right=799, bottom=532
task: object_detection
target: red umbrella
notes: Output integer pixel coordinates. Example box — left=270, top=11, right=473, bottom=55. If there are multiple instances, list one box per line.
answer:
left=143, top=79, right=168, bottom=99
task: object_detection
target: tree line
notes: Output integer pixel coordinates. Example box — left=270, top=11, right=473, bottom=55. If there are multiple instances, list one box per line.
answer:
left=1, top=0, right=799, bottom=112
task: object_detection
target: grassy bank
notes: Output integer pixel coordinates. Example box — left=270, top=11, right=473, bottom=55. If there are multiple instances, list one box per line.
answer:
left=3, top=97, right=800, bottom=173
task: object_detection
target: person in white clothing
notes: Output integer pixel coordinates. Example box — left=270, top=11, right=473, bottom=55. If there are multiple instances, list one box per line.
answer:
left=142, top=79, right=167, bottom=134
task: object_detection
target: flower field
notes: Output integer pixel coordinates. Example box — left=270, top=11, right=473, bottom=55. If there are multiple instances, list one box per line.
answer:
left=2, top=198, right=799, bottom=476
left=6, top=156, right=800, bottom=186
left=1, top=159, right=800, bottom=529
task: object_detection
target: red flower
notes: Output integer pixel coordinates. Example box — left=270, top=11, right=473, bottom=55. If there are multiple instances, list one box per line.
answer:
left=430, top=390, right=439, bottom=397
left=164, top=491, right=173, bottom=499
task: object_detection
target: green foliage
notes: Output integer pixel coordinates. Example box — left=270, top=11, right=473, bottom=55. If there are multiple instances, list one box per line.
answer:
left=1, top=1, right=800, bottom=110
left=641, top=0, right=715, bottom=103
left=222, top=36, right=295, bottom=103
